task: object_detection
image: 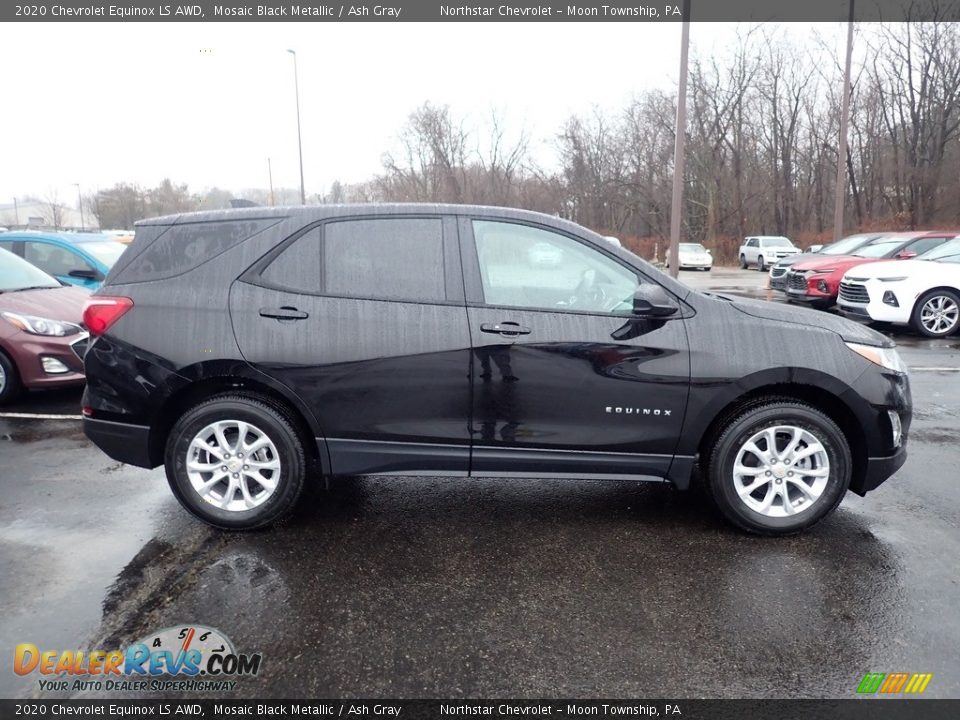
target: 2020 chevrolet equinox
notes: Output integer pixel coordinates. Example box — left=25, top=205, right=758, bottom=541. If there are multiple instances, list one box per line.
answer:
left=81, top=205, right=911, bottom=535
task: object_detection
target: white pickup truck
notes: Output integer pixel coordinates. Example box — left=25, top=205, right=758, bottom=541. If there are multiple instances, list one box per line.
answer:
left=738, top=236, right=800, bottom=271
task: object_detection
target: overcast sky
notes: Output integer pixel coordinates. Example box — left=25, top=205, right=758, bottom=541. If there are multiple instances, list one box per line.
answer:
left=0, top=22, right=846, bottom=205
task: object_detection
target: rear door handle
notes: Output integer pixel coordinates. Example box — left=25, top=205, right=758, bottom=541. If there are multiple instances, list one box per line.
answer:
left=481, top=322, right=531, bottom=336
left=259, top=306, right=309, bottom=320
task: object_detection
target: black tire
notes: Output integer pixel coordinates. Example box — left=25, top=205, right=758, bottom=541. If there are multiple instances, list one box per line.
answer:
left=739, top=254, right=748, bottom=269
left=0, top=350, right=23, bottom=405
left=704, top=398, right=851, bottom=536
left=757, top=255, right=766, bottom=272
left=164, top=393, right=307, bottom=530
left=910, top=289, right=960, bottom=338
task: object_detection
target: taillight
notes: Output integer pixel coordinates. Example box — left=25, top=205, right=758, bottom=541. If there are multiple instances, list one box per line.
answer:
left=83, top=297, right=134, bottom=336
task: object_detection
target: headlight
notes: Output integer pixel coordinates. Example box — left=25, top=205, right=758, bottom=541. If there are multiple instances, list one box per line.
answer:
left=845, top=342, right=908, bottom=374
left=1, top=311, right=82, bottom=337
left=878, top=276, right=908, bottom=283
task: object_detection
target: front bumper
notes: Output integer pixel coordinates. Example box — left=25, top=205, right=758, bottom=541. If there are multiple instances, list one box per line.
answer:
left=854, top=445, right=908, bottom=496
left=82, top=416, right=155, bottom=468
left=7, top=332, right=88, bottom=389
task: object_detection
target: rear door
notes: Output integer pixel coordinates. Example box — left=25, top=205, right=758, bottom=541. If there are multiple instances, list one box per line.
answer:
left=460, top=217, right=691, bottom=479
left=229, top=214, right=472, bottom=476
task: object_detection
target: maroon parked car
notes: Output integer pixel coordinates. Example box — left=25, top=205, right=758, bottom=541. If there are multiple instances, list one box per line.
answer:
left=0, top=247, right=90, bottom=404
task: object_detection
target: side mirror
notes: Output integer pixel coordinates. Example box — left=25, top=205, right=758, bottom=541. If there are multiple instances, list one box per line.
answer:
left=68, top=268, right=105, bottom=281
left=896, top=250, right=917, bottom=260
left=706, top=248, right=712, bottom=254
left=809, top=244, right=823, bottom=253
left=633, top=284, right=679, bottom=317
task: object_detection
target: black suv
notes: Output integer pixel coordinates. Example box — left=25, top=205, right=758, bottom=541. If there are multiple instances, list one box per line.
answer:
left=81, top=205, right=911, bottom=535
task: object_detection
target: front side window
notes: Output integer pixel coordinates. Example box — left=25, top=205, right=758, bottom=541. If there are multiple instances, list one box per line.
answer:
left=920, top=237, right=960, bottom=262
left=472, top=221, right=639, bottom=315
left=261, top=217, right=446, bottom=303
left=906, top=236, right=950, bottom=256
left=24, top=242, right=93, bottom=277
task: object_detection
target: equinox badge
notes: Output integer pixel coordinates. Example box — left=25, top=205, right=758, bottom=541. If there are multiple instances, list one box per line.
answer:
left=606, top=406, right=672, bottom=416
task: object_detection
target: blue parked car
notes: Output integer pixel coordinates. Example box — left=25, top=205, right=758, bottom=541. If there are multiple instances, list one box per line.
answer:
left=0, top=232, right=127, bottom=290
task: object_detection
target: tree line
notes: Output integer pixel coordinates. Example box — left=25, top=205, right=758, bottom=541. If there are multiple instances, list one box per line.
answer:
left=86, top=19, right=960, bottom=265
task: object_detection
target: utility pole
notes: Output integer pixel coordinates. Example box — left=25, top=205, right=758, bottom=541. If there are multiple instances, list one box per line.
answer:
left=268, top=158, right=275, bottom=206
left=74, top=183, right=85, bottom=231
left=833, top=0, right=855, bottom=241
left=287, top=49, right=306, bottom=205
left=668, top=0, right=691, bottom=278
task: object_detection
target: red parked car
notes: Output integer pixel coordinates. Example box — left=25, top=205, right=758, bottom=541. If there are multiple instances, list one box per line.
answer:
left=0, top=247, right=90, bottom=404
left=785, top=231, right=957, bottom=308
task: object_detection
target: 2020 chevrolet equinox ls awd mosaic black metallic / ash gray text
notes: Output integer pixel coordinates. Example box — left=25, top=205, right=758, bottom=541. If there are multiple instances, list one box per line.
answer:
left=81, top=205, right=911, bottom=535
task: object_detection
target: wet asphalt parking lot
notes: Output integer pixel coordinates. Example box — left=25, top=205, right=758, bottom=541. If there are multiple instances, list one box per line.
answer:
left=1, top=267, right=958, bottom=699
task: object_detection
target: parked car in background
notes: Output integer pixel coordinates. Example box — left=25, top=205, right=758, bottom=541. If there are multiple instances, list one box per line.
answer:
left=102, top=230, right=136, bottom=244
left=739, top=236, right=800, bottom=271
left=666, top=243, right=712, bottom=271
left=603, top=235, right=623, bottom=248
left=769, top=233, right=886, bottom=291
left=838, top=236, right=960, bottom=337
left=82, top=204, right=910, bottom=536
left=785, top=231, right=956, bottom=309
left=0, top=232, right=127, bottom=290
left=0, top=248, right=89, bottom=404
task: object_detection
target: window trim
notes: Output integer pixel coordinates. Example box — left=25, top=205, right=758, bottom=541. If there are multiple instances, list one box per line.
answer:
left=242, top=214, right=464, bottom=307
left=24, top=240, right=96, bottom=274
left=458, top=216, right=669, bottom=319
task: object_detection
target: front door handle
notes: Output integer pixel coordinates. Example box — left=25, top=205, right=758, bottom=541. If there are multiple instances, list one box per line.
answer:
left=480, top=322, right=531, bottom=336
left=259, top=306, right=309, bottom=320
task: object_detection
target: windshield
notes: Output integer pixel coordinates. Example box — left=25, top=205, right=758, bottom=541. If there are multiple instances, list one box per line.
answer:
left=920, top=237, right=960, bottom=263
left=764, top=237, right=793, bottom=247
left=854, top=239, right=906, bottom=258
left=822, top=235, right=876, bottom=255
left=0, top=248, right=60, bottom=291
left=680, top=243, right=707, bottom=252
left=80, top=241, right=127, bottom=267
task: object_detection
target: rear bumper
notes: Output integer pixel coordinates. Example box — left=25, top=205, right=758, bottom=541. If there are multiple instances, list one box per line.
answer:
left=82, top=416, right=155, bottom=468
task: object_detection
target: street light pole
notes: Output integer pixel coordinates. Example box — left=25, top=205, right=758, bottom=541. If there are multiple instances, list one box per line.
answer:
left=833, top=0, right=855, bottom=241
left=287, top=49, right=306, bottom=206
left=74, top=183, right=85, bottom=231
left=668, top=0, right=691, bottom=279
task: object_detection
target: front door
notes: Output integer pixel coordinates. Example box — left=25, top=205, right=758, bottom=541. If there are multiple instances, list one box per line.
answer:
left=230, top=215, right=472, bottom=476
left=460, top=218, right=690, bottom=479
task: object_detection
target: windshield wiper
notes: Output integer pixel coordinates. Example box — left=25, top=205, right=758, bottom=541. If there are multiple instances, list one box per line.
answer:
left=9, top=285, right=57, bottom=292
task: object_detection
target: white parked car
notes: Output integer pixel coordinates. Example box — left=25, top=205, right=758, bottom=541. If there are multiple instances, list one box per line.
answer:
left=837, top=236, right=960, bottom=337
left=666, top=242, right=713, bottom=271
left=739, top=236, right=800, bottom=271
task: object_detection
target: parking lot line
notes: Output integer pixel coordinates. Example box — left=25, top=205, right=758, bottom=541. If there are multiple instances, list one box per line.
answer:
left=0, top=412, right=83, bottom=420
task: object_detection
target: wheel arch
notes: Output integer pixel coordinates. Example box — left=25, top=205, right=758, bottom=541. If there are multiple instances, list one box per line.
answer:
left=680, top=370, right=869, bottom=494
left=147, top=363, right=329, bottom=472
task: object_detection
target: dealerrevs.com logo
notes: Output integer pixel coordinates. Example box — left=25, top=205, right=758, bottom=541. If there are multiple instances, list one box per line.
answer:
left=14, top=625, right=262, bottom=693
left=856, top=672, right=933, bottom=695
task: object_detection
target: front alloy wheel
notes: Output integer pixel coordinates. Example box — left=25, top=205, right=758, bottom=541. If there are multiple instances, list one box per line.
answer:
left=913, top=290, right=960, bottom=338
left=706, top=399, right=851, bottom=535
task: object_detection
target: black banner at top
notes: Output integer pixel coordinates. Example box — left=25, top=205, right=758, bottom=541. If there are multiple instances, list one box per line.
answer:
left=3, top=0, right=960, bottom=23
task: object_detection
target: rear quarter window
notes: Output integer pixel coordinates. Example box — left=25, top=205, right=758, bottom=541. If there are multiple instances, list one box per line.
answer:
left=112, top=218, right=281, bottom=283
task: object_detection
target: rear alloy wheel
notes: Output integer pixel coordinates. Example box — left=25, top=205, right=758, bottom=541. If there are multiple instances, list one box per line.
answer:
left=705, top=399, right=851, bottom=535
left=165, top=394, right=307, bottom=530
left=757, top=255, right=766, bottom=272
left=740, top=254, right=748, bottom=269
left=912, top=290, right=960, bottom=338
left=0, top=351, right=23, bottom=405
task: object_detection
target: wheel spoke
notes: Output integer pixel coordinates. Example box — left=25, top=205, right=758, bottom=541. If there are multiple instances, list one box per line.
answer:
left=213, top=424, right=231, bottom=454
left=195, top=439, right=224, bottom=460
left=738, top=476, right=771, bottom=498
left=756, top=483, right=777, bottom=513
left=763, top=428, right=779, bottom=458
left=792, top=441, right=825, bottom=463
left=188, top=458, right=223, bottom=473
left=795, top=466, right=830, bottom=479
left=196, top=471, right=228, bottom=496
left=238, top=476, right=258, bottom=508
left=778, top=485, right=796, bottom=515
left=788, top=477, right=818, bottom=502
left=235, top=421, right=250, bottom=452
left=734, top=462, right=765, bottom=476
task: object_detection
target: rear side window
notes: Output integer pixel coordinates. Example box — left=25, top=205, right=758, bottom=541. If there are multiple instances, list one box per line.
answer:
left=261, top=217, right=446, bottom=303
left=113, top=219, right=281, bottom=283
